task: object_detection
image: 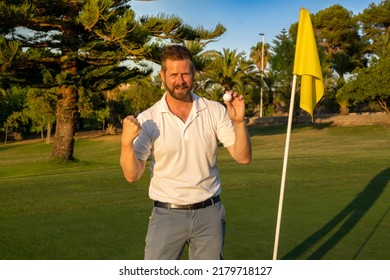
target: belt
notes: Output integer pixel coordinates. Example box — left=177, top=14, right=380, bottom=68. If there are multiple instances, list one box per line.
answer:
left=154, top=195, right=220, bottom=210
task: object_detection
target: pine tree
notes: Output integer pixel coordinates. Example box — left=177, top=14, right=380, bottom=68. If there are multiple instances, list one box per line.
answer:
left=0, top=0, right=225, bottom=160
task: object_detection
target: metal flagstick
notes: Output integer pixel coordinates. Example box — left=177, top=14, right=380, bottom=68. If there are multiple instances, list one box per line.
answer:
left=272, top=74, right=297, bottom=260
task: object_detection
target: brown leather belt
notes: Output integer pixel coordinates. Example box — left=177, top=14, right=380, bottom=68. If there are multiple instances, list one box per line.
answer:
left=154, top=195, right=220, bottom=210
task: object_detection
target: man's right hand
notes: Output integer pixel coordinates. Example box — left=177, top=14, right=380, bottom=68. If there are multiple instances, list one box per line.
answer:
left=121, top=115, right=141, bottom=145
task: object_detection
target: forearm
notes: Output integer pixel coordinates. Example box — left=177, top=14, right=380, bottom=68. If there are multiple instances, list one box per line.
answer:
left=120, top=142, right=145, bottom=182
left=231, top=120, right=252, bottom=164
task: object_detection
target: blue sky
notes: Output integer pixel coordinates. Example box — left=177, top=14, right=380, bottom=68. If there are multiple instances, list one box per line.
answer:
left=131, top=0, right=381, bottom=55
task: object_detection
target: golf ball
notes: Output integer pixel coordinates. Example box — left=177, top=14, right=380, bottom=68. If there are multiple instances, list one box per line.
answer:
left=223, top=93, right=232, bottom=102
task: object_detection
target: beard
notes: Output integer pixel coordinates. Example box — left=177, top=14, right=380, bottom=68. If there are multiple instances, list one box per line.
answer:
left=164, top=82, right=192, bottom=101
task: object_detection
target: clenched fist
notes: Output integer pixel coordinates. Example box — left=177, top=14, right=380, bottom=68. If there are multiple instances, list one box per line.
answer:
left=121, top=115, right=141, bottom=145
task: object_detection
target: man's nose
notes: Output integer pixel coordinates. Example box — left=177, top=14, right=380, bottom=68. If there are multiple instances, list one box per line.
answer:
left=175, top=74, right=186, bottom=83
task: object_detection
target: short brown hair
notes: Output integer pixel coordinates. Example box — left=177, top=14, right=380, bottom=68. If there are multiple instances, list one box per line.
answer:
left=160, top=45, right=195, bottom=73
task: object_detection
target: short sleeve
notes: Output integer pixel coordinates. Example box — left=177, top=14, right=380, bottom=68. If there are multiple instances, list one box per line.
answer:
left=133, top=114, right=153, bottom=161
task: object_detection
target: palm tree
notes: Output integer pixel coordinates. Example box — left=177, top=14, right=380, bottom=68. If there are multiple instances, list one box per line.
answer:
left=205, top=48, right=255, bottom=91
left=250, top=42, right=270, bottom=74
left=250, top=41, right=271, bottom=116
left=199, top=48, right=259, bottom=115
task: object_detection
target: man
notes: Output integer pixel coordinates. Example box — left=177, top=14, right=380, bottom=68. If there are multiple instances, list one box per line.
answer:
left=120, top=45, right=252, bottom=260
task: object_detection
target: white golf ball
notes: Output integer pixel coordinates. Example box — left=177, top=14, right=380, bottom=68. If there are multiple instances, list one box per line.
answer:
left=223, top=93, right=232, bottom=102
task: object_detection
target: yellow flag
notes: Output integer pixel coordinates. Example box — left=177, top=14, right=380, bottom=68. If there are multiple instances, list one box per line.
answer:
left=293, top=8, right=324, bottom=119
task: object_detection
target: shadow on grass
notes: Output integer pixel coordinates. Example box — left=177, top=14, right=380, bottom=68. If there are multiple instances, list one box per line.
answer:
left=248, top=120, right=333, bottom=138
left=248, top=124, right=287, bottom=137
left=282, top=167, right=390, bottom=259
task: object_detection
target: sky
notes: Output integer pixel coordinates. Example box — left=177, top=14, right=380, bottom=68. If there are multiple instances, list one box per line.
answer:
left=131, top=0, right=382, bottom=56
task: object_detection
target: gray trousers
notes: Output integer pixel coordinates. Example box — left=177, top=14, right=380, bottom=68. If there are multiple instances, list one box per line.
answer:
left=144, top=202, right=226, bottom=260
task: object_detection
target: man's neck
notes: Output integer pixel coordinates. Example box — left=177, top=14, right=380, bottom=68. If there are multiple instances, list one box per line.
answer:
left=166, top=92, right=193, bottom=123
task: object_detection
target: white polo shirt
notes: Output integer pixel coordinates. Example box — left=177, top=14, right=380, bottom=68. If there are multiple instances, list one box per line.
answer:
left=134, top=91, right=235, bottom=204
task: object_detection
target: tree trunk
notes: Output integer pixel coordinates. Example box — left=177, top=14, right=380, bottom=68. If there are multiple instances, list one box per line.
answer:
left=51, top=2, right=79, bottom=161
left=339, top=105, right=349, bottom=115
left=51, top=84, right=77, bottom=161
left=379, top=100, right=390, bottom=117
left=4, top=124, right=8, bottom=144
left=41, top=125, right=44, bottom=141
left=46, top=117, right=51, bottom=144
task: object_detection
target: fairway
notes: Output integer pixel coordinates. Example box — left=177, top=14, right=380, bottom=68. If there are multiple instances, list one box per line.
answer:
left=0, top=124, right=389, bottom=260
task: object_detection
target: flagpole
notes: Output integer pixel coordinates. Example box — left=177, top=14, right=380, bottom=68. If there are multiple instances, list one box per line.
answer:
left=273, top=74, right=297, bottom=260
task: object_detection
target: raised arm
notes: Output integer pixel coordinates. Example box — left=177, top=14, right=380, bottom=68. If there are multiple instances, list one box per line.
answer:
left=120, top=115, right=146, bottom=182
left=224, top=91, right=252, bottom=164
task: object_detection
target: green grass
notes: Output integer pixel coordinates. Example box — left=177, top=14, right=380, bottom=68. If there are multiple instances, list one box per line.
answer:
left=1, top=125, right=389, bottom=260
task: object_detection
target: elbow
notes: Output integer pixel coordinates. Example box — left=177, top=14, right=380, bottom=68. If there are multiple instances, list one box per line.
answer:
left=237, top=156, right=252, bottom=165
left=123, top=173, right=141, bottom=183
left=230, top=141, right=252, bottom=165
left=235, top=146, right=252, bottom=165
left=120, top=157, right=144, bottom=183
left=234, top=152, right=252, bottom=165
left=125, top=177, right=139, bottom=183
left=120, top=163, right=142, bottom=183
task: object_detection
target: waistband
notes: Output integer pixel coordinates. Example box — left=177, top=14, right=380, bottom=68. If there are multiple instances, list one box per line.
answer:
left=153, top=195, right=220, bottom=210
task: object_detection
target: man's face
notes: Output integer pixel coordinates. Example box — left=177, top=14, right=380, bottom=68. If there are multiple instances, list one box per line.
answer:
left=160, top=59, right=194, bottom=101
